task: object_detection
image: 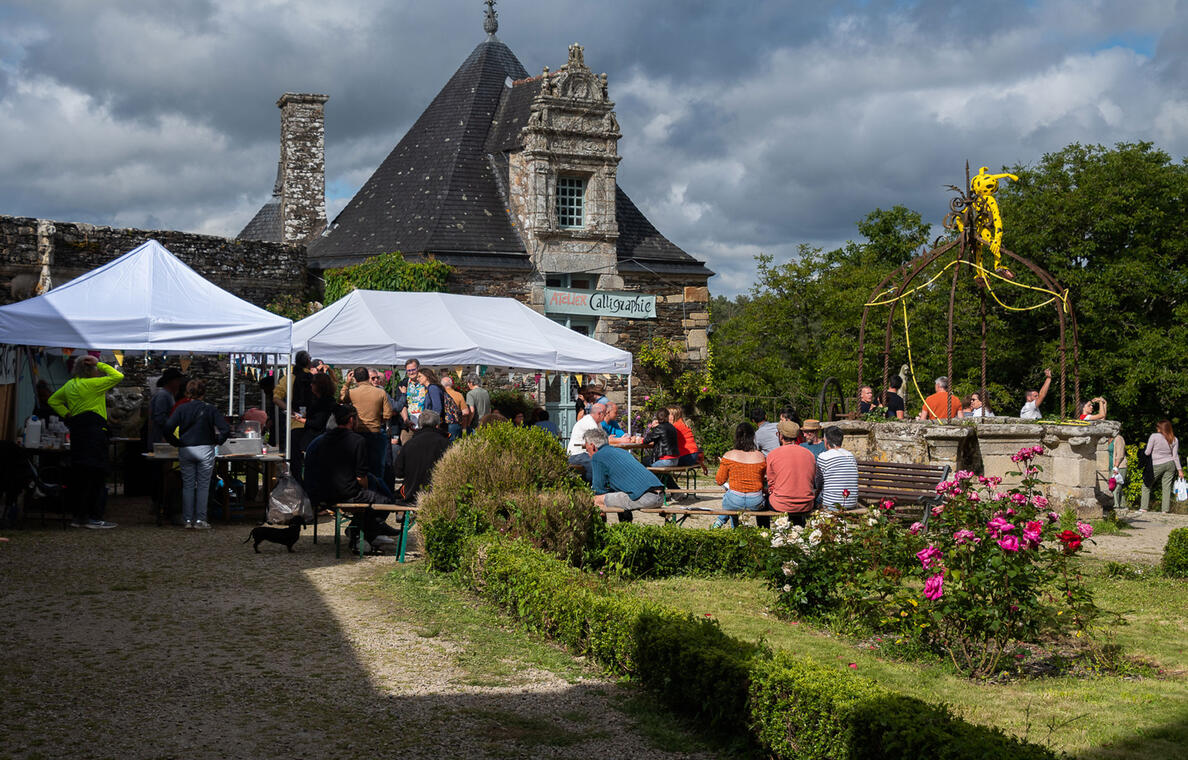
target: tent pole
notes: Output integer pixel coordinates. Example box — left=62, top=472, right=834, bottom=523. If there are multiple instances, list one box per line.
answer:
left=626, top=373, right=633, bottom=437
left=228, top=354, right=235, bottom=416
left=284, top=360, right=293, bottom=462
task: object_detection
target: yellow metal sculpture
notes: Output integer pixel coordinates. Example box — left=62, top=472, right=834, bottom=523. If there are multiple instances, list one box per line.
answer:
left=955, top=166, right=1018, bottom=281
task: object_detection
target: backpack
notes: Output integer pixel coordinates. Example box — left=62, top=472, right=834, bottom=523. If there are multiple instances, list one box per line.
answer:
left=442, top=388, right=462, bottom=425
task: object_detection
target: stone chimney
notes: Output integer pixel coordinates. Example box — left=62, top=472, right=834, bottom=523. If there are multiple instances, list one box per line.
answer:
left=276, top=92, right=329, bottom=244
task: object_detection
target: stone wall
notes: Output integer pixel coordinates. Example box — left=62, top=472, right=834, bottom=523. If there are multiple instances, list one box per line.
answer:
left=0, top=214, right=307, bottom=308
left=824, top=417, right=1123, bottom=517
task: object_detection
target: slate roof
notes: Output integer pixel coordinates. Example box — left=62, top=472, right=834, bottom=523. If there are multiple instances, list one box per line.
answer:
left=307, top=37, right=711, bottom=278
left=237, top=164, right=283, bottom=242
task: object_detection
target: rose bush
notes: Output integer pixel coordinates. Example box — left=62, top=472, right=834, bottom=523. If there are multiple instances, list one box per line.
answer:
left=768, top=445, right=1103, bottom=677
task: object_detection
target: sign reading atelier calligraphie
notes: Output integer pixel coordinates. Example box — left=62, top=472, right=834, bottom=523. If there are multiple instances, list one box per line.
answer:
left=543, top=288, right=657, bottom=319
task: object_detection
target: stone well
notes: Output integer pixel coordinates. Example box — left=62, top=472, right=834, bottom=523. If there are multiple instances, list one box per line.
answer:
left=823, top=418, right=1122, bottom=517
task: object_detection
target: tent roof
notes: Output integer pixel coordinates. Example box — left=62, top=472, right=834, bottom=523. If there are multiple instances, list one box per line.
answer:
left=293, top=290, right=632, bottom=374
left=0, top=239, right=293, bottom=354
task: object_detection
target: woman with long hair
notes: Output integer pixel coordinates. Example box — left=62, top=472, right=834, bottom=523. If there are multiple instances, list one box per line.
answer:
left=165, top=380, right=230, bottom=529
left=713, top=422, right=767, bottom=528
left=1141, top=419, right=1182, bottom=513
left=416, top=367, right=445, bottom=415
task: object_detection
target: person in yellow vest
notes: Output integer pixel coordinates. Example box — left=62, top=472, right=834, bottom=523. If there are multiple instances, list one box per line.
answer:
left=48, top=355, right=123, bottom=529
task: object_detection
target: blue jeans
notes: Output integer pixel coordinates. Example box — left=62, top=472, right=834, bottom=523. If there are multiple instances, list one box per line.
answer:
left=448, top=423, right=463, bottom=442
left=677, top=453, right=700, bottom=467
left=179, top=445, right=216, bottom=524
left=714, top=490, right=765, bottom=528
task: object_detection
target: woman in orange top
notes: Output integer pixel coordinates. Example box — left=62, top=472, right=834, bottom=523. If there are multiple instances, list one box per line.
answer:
left=714, top=422, right=767, bottom=528
left=667, top=405, right=706, bottom=470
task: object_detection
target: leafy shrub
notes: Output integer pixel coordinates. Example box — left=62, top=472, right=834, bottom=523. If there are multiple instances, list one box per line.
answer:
left=488, top=389, right=535, bottom=421
left=768, top=508, right=917, bottom=626
left=1163, top=527, right=1188, bottom=578
left=460, top=533, right=1056, bottom=760
left=770, top=446, right=1103, bottom=677
left=1123, top=444, right=1142, bottom=508
left=590, top=523, right=769, bottom=579
left=323, top=251, right=451, bottom=304
left=419, top=422, right=595, bottom=570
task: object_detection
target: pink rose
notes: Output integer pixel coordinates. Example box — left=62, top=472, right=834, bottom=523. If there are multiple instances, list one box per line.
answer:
left=1046, top=511, right=1059, bottom=523
left=923, top=573, right=945, bottom=600
left=909, top=522, right=923, bottom=535
left=967, top=492, right=981, bottom=502
left=916, top=545, right=943, bottom=569
left=1032, top=495, right=1050, bottom=509
left=987, top=516, right=1015, bottom=537
left=931, top=505, right=945, bottom=517
left=1076, top=521, right=1094, bottom=539
left=997, top=535, right=1021, bottom=552
left=953, top=529, right=976, bottom=545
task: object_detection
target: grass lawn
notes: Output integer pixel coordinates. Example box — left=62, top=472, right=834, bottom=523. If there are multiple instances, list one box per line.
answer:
left=380, top=563, right=731, bottom=757
left=633, top=561, right=1188, bottom=760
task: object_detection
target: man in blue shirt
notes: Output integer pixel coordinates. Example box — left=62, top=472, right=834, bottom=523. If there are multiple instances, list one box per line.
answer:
left=584, top=428, right=663, bottom=522
left=600, top=401, right=627, bottom=441
left=799, top=418, right=826, bottom=458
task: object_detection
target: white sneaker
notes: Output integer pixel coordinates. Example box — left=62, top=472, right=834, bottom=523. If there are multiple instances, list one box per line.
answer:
left=193, top=520, right=212, bottom=530
left=84, top=520, right=117, bottom=530
left=70, top=521, right=86, bottom=528
left=184, top=521, right=195, bottom=530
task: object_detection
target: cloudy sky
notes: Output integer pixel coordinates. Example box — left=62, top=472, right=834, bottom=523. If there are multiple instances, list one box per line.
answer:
left=2, top=0, right=1186, bottom=295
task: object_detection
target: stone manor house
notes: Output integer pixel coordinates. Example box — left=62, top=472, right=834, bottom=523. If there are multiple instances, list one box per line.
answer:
left=1, top=9, right=712, bottom=413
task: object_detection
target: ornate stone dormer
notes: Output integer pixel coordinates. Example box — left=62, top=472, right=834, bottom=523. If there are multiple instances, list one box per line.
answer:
left=509, top=43, right=622, bottom=283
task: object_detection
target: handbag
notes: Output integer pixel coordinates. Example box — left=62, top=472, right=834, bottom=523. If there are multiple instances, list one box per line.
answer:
left=1174, top=477, right=1188, bottom=502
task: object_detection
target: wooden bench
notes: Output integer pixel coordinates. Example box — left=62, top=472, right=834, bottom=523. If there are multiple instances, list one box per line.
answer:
left=856, top=460, right=950, bottom=525
left=329, top=503, right=419, bottom=561
left=646, top=464, right=701, bottom=488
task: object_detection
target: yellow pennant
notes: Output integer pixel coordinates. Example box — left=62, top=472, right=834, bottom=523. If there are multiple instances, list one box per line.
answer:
left=113, top=350, right=125, bottom=366
left=576, top=374, right=584, bottom=386
left=180, top=356, right=192, bottom=373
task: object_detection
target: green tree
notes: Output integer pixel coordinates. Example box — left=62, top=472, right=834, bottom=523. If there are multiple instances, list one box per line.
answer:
left=999, top=142, right=1188, bottom=435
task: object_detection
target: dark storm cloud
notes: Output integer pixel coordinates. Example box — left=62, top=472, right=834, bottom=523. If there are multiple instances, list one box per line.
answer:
left=1, top=0, right=1186, bottom=294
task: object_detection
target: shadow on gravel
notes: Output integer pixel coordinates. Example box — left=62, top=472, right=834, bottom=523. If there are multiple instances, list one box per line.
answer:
left=0, top=496, right=707, bottom=760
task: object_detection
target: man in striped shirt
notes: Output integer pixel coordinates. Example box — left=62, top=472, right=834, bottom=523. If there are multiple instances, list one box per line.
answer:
left=817, top=426, right=858, bottom=510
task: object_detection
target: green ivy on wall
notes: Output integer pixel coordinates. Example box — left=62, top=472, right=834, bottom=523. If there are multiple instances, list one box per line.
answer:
left=323, top=251, right=452, bottom=304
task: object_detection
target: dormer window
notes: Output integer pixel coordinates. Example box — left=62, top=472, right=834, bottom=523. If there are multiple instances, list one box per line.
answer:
left=555, top=176, right=586, bottom=229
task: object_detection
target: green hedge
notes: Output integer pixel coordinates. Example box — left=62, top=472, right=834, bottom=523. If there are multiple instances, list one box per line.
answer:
left=590, top=523, right=769, bottom=579
left=458, top=533, right=1057, bottom=759
left=1163, top=527, right=1188, bottom=578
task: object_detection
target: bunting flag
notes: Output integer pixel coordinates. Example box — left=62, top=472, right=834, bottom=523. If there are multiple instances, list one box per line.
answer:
left=180, top=356, right=192, bottom=373
left=576, top=374, right=584, bottom=386
left=61, top=348, right=73, bottom=356
left=113, top=350, right=125, bottom=366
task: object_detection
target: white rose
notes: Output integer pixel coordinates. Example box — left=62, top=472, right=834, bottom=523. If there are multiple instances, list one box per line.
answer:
left=782, top=584, right=792, bottom=593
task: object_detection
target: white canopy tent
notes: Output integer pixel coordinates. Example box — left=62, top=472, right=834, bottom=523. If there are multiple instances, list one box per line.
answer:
left=292, top=289, right=635, bottom=432
left=0, top=239, right=292, bottom=354
left=293, top=290, right=632, bottom=373
left=0, top=239, right=295, bottom=449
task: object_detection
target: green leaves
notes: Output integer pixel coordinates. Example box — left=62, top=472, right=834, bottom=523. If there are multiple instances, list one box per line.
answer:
left=323, top=251, right=451, bottom=304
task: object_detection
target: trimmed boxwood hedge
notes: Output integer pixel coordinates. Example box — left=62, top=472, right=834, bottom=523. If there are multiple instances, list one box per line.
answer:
left=1164, top=526, right=1188, bottom=578
left=459, top=533, right=1057, bottom=760
left=589, top=522, right=770, bottom=579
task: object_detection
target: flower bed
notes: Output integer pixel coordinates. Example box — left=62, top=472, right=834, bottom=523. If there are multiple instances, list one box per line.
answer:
left=769, top=445, right=1103, bottom=677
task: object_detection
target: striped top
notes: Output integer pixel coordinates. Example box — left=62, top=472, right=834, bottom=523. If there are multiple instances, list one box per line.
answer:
left=716, top=456, right=766, bottom=494
left=817, top=448, right=859, bottom=509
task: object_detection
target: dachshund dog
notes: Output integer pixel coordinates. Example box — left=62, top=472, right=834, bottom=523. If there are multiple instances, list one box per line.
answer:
left=243, top=516, right=305, bottom=553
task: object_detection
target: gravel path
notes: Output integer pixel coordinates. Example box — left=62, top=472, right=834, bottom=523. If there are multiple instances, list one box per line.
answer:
left=1084, top=509, right=1188, bottom=565
left=0, top=498, right=711, bottom=760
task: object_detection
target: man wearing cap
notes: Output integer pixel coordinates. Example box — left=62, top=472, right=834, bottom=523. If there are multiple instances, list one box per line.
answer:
left=800, top=419, right=826, bottom=458
left=766, top=420, right=821, bottom=526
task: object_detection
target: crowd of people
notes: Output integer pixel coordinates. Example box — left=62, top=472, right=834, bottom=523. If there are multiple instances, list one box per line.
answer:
left=17, top=353, right=1187, bottom=538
